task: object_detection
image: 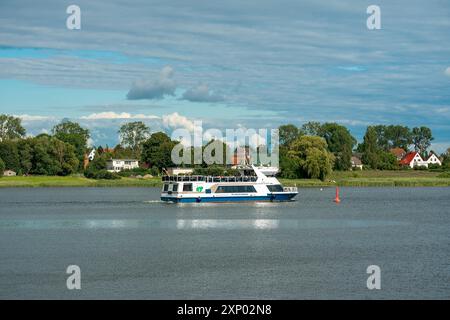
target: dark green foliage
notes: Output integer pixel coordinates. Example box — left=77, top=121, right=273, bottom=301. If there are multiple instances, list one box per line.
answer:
left=141, top=132, right=176, bottom=170
left=377, top=151, right=399, bottom=170
left=0, top=140, right=20, bottom=171
left=84, top=169, right=121, bottom=180
left=279, top=124, right=302, bottom=147
left=411, top=126, right=433, bottom=154
left=0, top=157, right=5, bottom=175
left=52, top=120, right=90, bottom=171
left=319, top=123, right=356, bottom=171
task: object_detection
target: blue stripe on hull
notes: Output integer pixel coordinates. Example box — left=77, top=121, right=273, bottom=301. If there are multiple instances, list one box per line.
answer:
left=161, top=193, right=297, bottom=203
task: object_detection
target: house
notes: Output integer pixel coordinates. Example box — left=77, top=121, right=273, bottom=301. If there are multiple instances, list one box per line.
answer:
left=426, top=152, right=442, bottom=166
left=106, top=159, right=139, bottom=172
left=389, top=147, right=406, bottom=161
left=351, top=156, right=363, bottom=170
left=399, top=152, right=428, bottom=168
left=3, top=170, right=17, bottom=176
left=166, top=167, right=194, bottom=175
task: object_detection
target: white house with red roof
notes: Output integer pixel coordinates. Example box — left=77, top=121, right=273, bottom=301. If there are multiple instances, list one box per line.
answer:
left=399, top=151, right=441, bottom=168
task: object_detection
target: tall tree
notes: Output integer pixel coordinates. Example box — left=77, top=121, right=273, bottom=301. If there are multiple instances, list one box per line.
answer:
left=279, top=124, right=301, bottom=147
left=361, top=126, right=380, bottom=169
left=411, top=126, right=433, bottom=154
left=0, top=140, right=20, bottom=172
left=141, top=132, right=176, bottom=170
left=52, top=120, right=90, bottom=170
left=385, top=125, right=412, bottom=151
left=288, top=136, right=334, bottom=181
left=0, top=114, right=26, bottom=141
left=319, top=123, right=356, bottom=170
left=0, top=157, right=5, bottom=175
left=118, top=121, right=150, bottom=157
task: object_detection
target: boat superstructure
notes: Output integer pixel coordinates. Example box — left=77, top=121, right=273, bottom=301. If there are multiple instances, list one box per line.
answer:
left=160, top=165, right=298, bottom=203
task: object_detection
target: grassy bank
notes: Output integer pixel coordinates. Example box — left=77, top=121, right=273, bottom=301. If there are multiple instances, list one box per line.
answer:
left=0, top=170, right=449, bottom=188
left=0, top=175, right=162, bottom=188
left=281, top=170, right=450, bottom=187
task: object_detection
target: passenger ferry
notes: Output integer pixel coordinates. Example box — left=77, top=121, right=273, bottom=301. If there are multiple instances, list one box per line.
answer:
left=160, top=165, right=298, bottom=203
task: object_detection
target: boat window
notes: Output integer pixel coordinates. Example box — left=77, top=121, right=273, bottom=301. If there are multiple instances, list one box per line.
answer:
left=267, top=185, right=284, bottom=192
left=172, top=183, right=178, bottom=192
left=183, top=183, right=193, bottom=192
left=216, top=185, right=257, bottom=193
left=163, top=184, right=169, bottom=192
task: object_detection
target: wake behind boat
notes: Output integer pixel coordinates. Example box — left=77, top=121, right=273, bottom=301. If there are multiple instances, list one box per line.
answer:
left=160, top=165, right=298, bottom=203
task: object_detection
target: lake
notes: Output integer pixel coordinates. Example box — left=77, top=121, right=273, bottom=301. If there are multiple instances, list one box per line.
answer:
left=0, top=187, right=449, bottom=299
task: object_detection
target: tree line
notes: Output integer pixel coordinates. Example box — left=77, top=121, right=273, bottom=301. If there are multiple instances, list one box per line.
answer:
left=0, top=114, right=449, bottom=180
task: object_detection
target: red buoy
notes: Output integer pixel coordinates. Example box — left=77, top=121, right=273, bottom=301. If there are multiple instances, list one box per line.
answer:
left=334, top=186, right=341, bottom=203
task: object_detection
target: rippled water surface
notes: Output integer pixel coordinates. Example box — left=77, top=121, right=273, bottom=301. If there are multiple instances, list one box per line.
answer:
left=0, top=187, right=449, bottom=299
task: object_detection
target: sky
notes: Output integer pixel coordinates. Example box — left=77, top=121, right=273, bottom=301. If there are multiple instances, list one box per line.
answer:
left=0, top=0, right=449, bottom=151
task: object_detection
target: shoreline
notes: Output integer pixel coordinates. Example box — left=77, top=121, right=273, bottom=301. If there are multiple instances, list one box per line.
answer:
left=1, top=173, right=449, bottom=188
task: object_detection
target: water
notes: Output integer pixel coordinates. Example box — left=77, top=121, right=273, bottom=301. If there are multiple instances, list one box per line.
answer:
left=0, top=187, right=449, bottom=299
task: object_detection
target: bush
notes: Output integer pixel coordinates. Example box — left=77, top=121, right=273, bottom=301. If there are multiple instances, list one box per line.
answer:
left=117, top=167, right=152, bottom=177
left=84, top=168, right=121, bottom=180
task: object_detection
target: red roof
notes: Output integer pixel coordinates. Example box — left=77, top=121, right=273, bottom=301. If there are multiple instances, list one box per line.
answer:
left=399, top=151, right=418, bottom=165
left=389, top=147, right=406, bottom=158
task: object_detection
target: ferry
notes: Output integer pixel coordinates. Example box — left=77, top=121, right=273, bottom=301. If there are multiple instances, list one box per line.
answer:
left=160, top=165, right=298, bottom=203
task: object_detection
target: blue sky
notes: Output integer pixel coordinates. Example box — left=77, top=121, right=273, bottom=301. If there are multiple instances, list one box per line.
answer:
left=0, top=0, right=449, bottom=151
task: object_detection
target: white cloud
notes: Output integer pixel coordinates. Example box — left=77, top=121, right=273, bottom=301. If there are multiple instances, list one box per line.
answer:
left=80, top=112, right=159, bottom=120
left=14, top=114, right=55, bottom=121
left=162, top=112, right=198, bottom=132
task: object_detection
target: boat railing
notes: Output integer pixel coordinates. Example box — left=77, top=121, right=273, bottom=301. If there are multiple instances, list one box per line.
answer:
left=162, top=175, right=258, bottom=183
left=283, top=186, right=298, bottom=193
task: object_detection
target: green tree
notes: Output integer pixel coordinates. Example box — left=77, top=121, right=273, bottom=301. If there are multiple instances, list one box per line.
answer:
left=279, top=124, right=301, bottom=147
left=0, top=157, right=5, bottom=175
left=18, top=139, right=33, bottom=174
left=441, top=147, right=450, bottom=169
left=301, top=121, right=322, bottom=136
left=385, top=125, right=412, bottom=151
left=0, top=114, right=26, bottom=141
left=52, top=120, right=90, bottom=170
left=361, top=126, right=380, bottom=169
left=0, top=140, right=20, bottom=172
left=377, top=151, right=399, bottom=170
left=31, top=135, right=79, bottom=175
left=288, top=136, right=334, bottom=180
left=141, top=132, right=176, bottom=170
left=411, top=126, right=433, bottom=154
left=118, top=121, right=150, bottom=157
left=319, top=123, right=356, bottom=170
